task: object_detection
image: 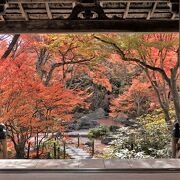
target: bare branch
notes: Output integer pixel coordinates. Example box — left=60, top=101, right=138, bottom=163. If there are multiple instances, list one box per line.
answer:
left=94, top=35, right=171, bottom=87
left=45, top=56, right=94, bottom=86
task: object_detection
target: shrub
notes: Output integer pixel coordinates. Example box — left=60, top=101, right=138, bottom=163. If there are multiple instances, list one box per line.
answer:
left=104, top=110, right=172, bottom=159
left=88, top=125, right=110, bottom=139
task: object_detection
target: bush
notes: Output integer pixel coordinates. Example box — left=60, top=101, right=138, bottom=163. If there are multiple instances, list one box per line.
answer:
left=109, top=125, right=119, bottom=132
left=88, top=125, right=110, bottom=139
left=104, top=110, right=172, bottom=159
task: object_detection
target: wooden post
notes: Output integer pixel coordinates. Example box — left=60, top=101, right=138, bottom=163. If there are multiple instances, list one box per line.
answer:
left=0, top=124, right=8, bottom=159
left=172, top=122, right=180, bottom=158
left=57, top=147, right=60, bottom=159
left=130, top=133, right=133, bottom=150
left=91, top=139, right=94, bottom=157
left=77, top=133, right=80, bottom=148
left=172, top=137, right=178, bottom=158
left=53, top=142, right=56, bottom=159
left=63, top=141, right=66, bottom=159
left=34, top=137, right=36, bottom=146
left=27, top=142, right=31, bottom=159
left=0, top=139, right=8, bottom=159
left=130, top=133, right=135, bottom=150
left=36, top=133, right=39, bottom=158
left=0, top=142, right=2, bottom=158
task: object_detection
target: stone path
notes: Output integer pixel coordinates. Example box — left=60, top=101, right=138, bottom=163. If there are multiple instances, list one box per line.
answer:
left=66, top=145, right=91, bottom=159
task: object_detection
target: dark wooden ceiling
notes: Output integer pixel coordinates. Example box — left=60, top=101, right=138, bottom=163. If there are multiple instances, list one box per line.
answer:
left=0, top=0, right=179, bottom=33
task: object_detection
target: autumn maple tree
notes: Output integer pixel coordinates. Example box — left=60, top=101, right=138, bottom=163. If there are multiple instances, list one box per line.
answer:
left=95, top=33, right=179, bottom=125
left=30, top=34, right=112, bottom=110
left=110, top=79, right=152, bottom=118
left=0, top=53, right=86, bottom=158
left=0, top=33, right=113, bottom=158
left=0, top=32, right=179, bottom=159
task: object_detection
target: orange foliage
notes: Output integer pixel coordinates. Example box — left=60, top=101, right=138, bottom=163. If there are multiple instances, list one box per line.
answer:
left=0, top=55, right=86, bottom=157
left=110, top=79, right=152, bottom=118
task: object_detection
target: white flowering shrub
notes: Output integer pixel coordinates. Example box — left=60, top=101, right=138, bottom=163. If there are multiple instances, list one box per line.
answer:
left=104, top=121, right=171, bottom=159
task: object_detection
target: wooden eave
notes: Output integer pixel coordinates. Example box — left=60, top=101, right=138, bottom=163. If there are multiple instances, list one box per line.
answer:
left=0, top=0, right=179, bottom=33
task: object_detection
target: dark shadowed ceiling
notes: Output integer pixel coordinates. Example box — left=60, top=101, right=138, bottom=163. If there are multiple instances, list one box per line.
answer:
left=0, top=0, right=179, bottom=33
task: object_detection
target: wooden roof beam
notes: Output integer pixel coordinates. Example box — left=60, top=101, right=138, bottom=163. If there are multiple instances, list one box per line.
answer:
left=146, top=1, right=158, bottom=20
left=0, top=15, right=5, bottom=21
left=171, top=13, right=176, bottom=19
left=45, top=2, right=52, bottom=19
left=0, top=19, right=178, bottom=33
left=7, top=0, right=76, bottom=3
left=5, top=8, right=172, bottom=14
left=123, top=2, right=130, bottom=19
left=6, top=0, right=170, bottom=3
left=18, top=3, right=29, bottom=21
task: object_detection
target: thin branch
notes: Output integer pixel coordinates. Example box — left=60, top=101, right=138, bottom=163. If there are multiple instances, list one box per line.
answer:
left=44, top=56, right=94, bottom=86
left=94, top=36, right=171, bottom=87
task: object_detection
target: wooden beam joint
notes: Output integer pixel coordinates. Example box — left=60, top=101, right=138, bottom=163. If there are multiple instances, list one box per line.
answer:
left=18, top=2, right=29, bottom=21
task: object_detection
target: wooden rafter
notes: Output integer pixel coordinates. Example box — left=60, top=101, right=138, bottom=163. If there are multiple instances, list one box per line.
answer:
left=171, top=13, right=176, bottom=19
left=6, top=0, right=170, bottom=3
left=7, top=0, right=76, bottom=3
left=0, top=0, right=178, bottom=32
left=18, top=2, right=29, bottom=21
left=146, top=2, right=158, bottom=20
left=0, top=15, right=5, bottom=21
left=123, top=2, right=130, bottom=19
left=45, top=2, right=52, bottom=19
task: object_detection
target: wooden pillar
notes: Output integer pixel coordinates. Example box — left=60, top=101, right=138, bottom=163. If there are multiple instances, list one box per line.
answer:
left=130, top=133, right=135, bottom=150
left=172, top=122, right=180, bottom=158
left=172, top=137, right=179, bottom=158
left=27, top=142, right=31, bottom=159
left=77, top=134, right=80, bottom=148
left=63, top=141, right=66, bottom=159
left=57, top=147, right=60, bottom=159
left=0, top=139, right=8, bottom=159
left=0, top=123, right=8, bottom=159
left=91, top=139, right=94, bottom=157
left=53, top=142, right=56, bottom=159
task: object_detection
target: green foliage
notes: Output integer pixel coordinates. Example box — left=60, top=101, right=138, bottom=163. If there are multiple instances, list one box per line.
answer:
left=88, top=125, right=110, bottom=139
left=137, top=105, right=176, bottom=127
left=44, top=139, right=61, bottom=158
left=88, top=125, right=120, bottom=139
left=104, top=109, right=172, bottom=159
left=109, top=125, right=119, bottom=132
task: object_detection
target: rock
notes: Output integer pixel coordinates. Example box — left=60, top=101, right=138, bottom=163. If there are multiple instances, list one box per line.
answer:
left=120, top=118, right=139, bottom=128
left=75, top=108, right=105, bottom=129
left=116, top=113, right=128, bottom=122
left=80, top=108, right=105, bottom=121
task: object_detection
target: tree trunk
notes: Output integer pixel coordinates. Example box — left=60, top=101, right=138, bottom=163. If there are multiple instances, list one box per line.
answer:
left=136, top=101, right=141, bottom=117
left=144, top=68, right=171, bottom=125
left=14, top=143, right=25, bottom=159
left=171, top=70, right=180, bottom=123
left=162, top=104, right=172, bottom=125
left=1, top=34, right=20, bottom=60
left=170, top=48, right=180, bottom=123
